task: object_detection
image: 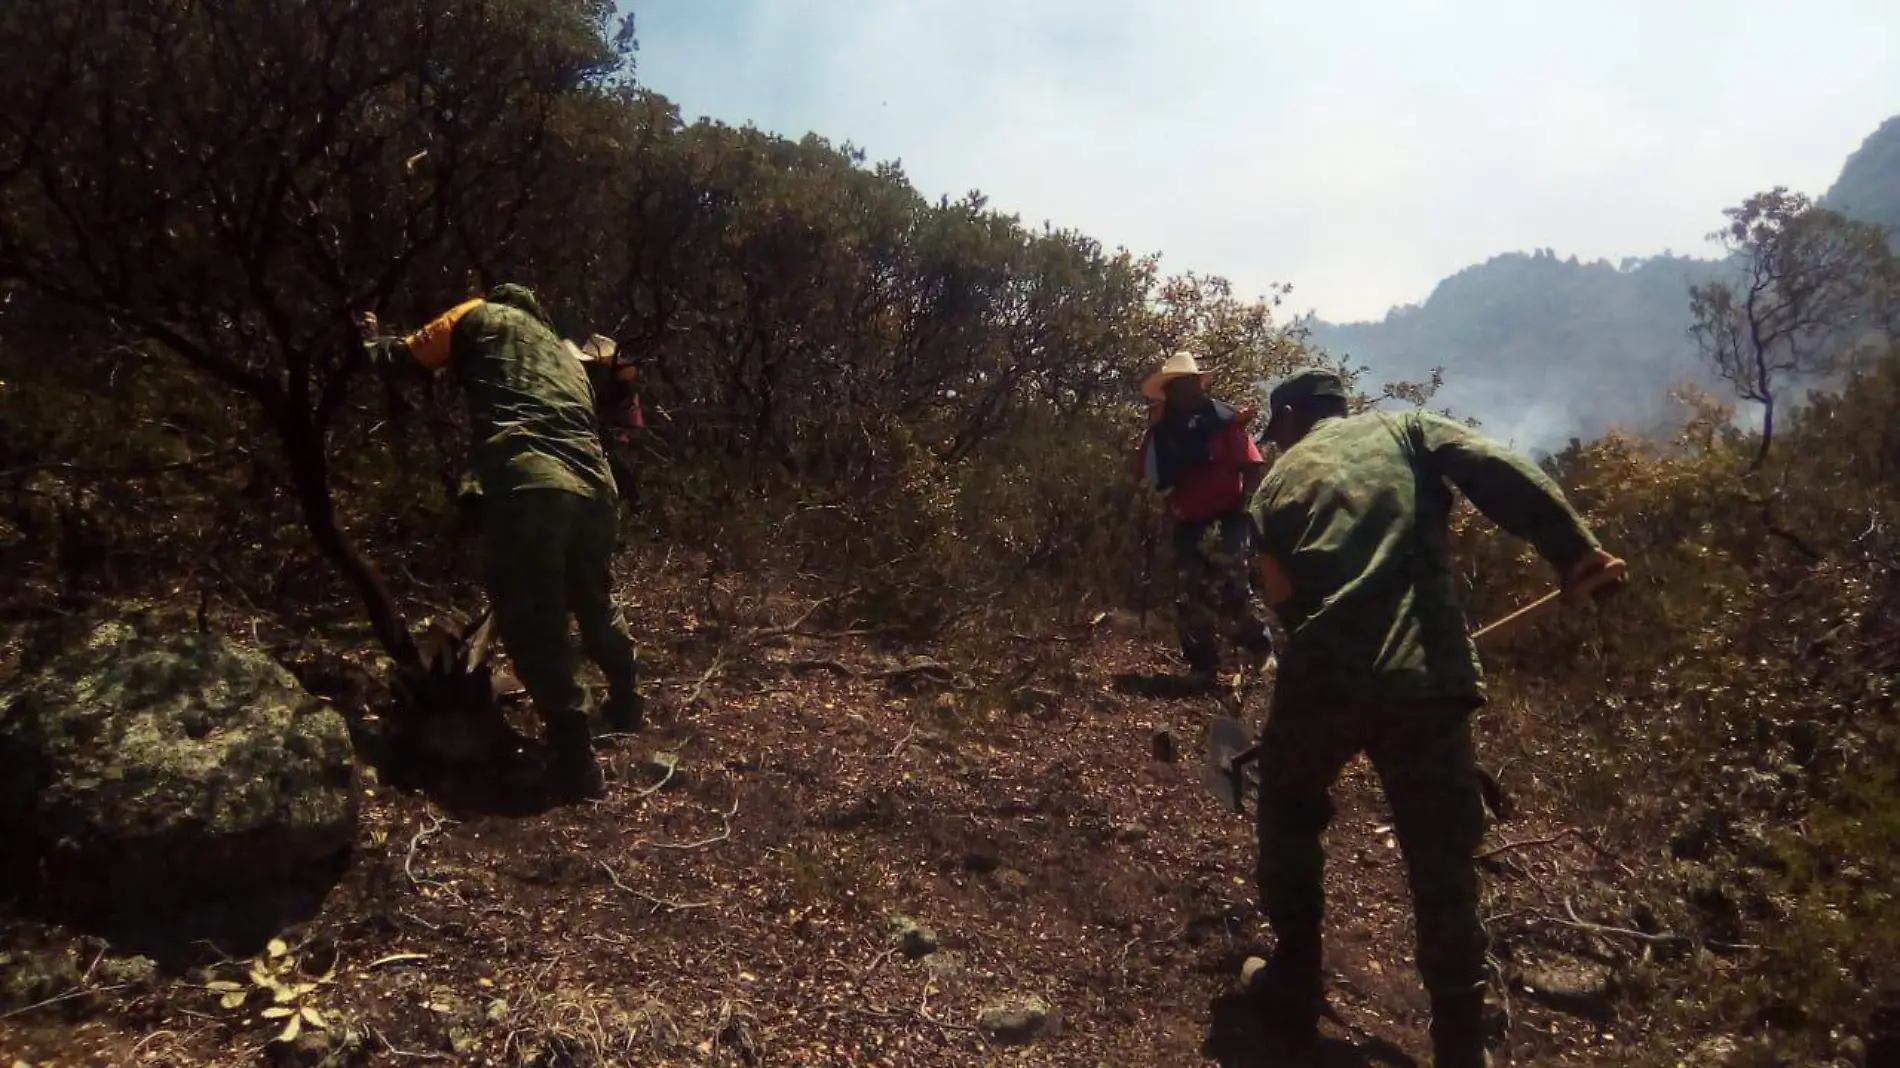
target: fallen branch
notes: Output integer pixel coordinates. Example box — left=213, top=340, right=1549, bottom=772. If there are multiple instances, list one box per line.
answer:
left=633, top=793, right=740, bottom=851
left=0, top=983, right=131, bottom=1021
left=630, top=758, right=678, bottom=800
left=683, top=647, right=727, bottom=711
left=403, top=815, right=456, bottom=891
left=849, top=1004, right=983, bottom=1041
left=888, top=728, right=916, bottom=759
left=598, top=862, right=715, bottom=913
left=1476, top=825, right=1624, bottom=866
left=1010, top=632, right=1082, bottom=644
left=861, top=946, right=898, bottom=979
left=772, top=656, right=962, bottom=687
left=372, top=1026, right=456, bottom=1061
left=1544, top=898, right=1691, bottom=946
left=1477, top=831, right=1574, bottom=861
left=366, top=952, right=431, bottom=970
left=752, top=587, right=862, bottom=640
left=780, top=656, right=855, bottom=677
left=801, top=625, right=901, bottom=641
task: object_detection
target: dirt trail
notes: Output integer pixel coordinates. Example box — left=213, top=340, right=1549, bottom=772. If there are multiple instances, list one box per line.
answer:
left=0, top=590, right=1620, bottom=1067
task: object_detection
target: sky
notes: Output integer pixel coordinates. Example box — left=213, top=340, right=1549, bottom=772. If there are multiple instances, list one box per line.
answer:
left=627, top=1, right=1900, bottom=324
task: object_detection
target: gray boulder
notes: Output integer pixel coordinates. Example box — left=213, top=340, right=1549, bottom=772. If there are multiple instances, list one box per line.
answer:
left=0, top=622, right=358, bottom=909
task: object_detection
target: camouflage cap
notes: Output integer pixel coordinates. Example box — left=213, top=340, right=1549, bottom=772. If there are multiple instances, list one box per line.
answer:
left=1267, top=367, right=1348, bottom=411
left=486, top=283, right=553, bottom=328
left=1263, top=367, right=1348, bottom=440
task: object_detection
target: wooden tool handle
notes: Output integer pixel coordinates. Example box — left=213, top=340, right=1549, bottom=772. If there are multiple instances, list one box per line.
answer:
left=1471, top=558, right=1627, bottom=645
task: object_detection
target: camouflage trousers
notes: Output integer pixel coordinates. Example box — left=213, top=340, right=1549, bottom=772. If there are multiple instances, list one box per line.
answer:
left=482, top=488, right=641, bottom=727
left=1172, top=513, right=1272, bottom=674
left=1255, top=695, right=1490, bottom=1001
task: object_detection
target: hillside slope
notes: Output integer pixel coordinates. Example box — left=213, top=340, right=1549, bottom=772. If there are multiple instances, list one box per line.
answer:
left=0, top=573, right=1657, bottom=1068
left=1304, top=251, right=1720, bottom=450
left=1823, top=114, right=1900, bottom=239
left=1305, top=112, right=1900, bottom=452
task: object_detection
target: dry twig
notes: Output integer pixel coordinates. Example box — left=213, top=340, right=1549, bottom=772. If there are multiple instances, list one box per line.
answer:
left=598, top=861, right=717, bottom=913
left=752, top=587, right=861, bottom=640
left=403, top=815, right=456, bottom=891
left=683, top=647, right=727, bottom=711
left=1542, top=898, right=1691, bottom=946
left=0, top=983, right=132, bottom=1021
left=635, top=792, right=741, bottom=851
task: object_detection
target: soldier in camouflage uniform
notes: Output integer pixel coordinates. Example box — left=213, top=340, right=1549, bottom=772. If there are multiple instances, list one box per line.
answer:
left=1245, top=368, right=1622, bottom=1068
left=1132, top=351, right=1275, bottom=685
left=363, top=284, right=644, bottom=801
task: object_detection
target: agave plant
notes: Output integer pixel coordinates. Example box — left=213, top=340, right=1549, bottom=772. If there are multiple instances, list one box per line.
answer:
left=389, top=608, right=519, bottom=765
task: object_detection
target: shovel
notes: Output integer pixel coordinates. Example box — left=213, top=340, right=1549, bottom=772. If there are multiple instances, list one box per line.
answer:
left=1201, top=711, right=1258, bottom=814
left=1200, top=557, right=1628, bottom=815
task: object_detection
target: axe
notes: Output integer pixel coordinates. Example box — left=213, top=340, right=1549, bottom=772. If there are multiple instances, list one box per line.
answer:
left=1201, top=557, right=1628, bottom=815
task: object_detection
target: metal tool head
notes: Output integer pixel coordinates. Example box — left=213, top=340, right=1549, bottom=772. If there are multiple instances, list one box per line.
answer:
left=1201, top=713, right=1259, bottom=814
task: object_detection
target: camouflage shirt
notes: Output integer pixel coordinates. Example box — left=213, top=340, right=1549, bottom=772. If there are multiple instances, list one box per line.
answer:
left=1249, top=410, right=1601, bottom=706
left=379, top=293, right=616, bottom=502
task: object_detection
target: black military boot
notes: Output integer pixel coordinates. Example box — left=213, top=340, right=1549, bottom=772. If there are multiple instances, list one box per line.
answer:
left=545, top=715, right=606, bottom=802
left=1429, top=989, right=1494, bottom=1068
left=1180, top=640, right=1221, bottom=692
left=1238, top=627, right=1275, bottom=679
left=1242, top=934, right=1324, bottom=1042
left=603, top=676, right=645, bottom=732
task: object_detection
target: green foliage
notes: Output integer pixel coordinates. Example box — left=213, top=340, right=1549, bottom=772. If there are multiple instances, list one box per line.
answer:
left=203, top=937, right=338, bottom=1046
left=1467, top=337, right=1900, bottom=1052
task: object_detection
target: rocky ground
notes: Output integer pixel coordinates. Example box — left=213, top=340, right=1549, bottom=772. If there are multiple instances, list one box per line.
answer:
left=0, top=564, right=1662, bottom=1068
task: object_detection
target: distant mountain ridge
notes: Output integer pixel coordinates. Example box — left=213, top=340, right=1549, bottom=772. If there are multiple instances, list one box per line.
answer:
left=1824, top=114, right=1900, bottom=237
left=1303, top=113, right=1900, bottom=453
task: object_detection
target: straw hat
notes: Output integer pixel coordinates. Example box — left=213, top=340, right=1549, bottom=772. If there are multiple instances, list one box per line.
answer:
left=1141, top=350, right=1214, bottom=401
left=565, top=334, right=619, bottom=364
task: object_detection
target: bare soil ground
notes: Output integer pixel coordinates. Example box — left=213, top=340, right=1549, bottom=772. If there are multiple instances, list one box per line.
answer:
left=0, top=561, right=1639, bottom=1067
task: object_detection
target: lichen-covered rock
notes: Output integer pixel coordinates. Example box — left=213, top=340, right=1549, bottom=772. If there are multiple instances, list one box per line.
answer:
left=978, top=995, right=1061, bottom=1045
left=0, top=622, right=357, bottom=908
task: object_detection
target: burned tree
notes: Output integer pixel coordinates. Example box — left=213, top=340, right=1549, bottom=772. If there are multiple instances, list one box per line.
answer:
left=0, top=0, right=630, bottom=693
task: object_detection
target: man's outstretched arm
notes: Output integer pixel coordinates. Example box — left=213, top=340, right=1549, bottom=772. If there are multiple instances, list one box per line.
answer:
left=358, top=299, right=483, bottom=377
left=1416, top=412, right=1612, bottom=586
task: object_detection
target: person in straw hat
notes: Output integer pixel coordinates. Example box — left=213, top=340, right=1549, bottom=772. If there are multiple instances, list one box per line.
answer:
left=566, top=333, right=646, bottom=519
left=1130, top=350, right=1275, bottom=688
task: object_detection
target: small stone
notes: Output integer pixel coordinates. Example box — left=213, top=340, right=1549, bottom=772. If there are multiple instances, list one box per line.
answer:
left=961, top=851, right=1001, bottom=874
left=1683, top=1035, right=1742, bottom=1066
left=1152, top=729, right=1177, bottom=763
left=1010, top=688, right=1061, bottom=717
left=924, top=951, right=964, bottom=983
left=266, top=1028, right=366, bottom=1068
left=1112, top=823, right=1150, bottom=843
left=0, top=948, right=82, bottom=1010
left=96, top=955, right=159, bottom=988
left=978, top=995, right=1061, bottom=1046
left=888, top=916, right=939, bottom=960
left=636, top=753, right=688, bottom=791
left=1516, top=953, right=1615, bottom=1016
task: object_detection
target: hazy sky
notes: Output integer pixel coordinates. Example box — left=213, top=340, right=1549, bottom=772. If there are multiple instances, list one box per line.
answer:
left=629, top=1, right=1900, bottom=323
